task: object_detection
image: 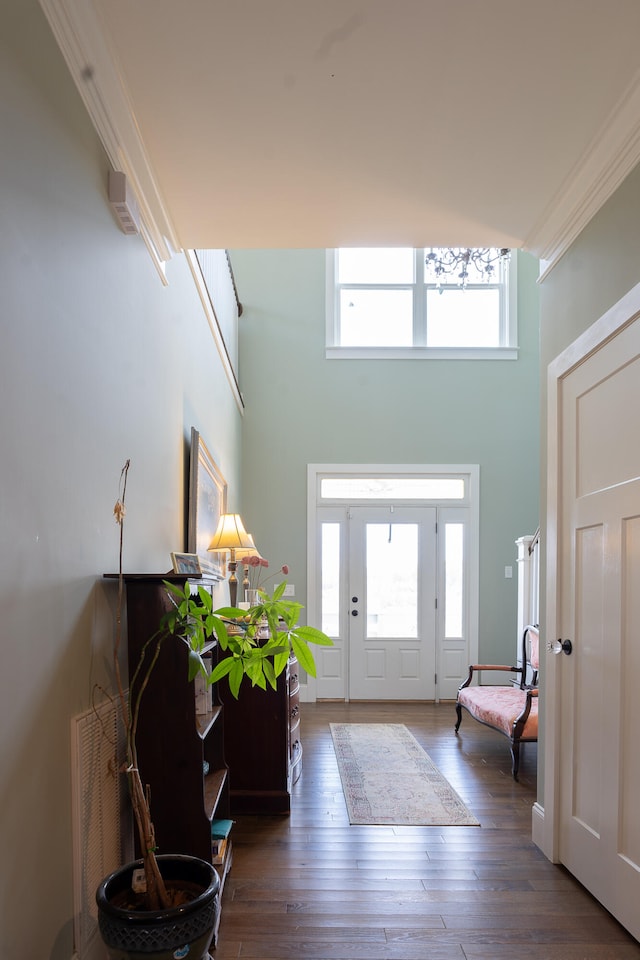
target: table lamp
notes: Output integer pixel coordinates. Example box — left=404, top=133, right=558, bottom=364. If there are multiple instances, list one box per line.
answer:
left=208, top=513, right=253, bottom=606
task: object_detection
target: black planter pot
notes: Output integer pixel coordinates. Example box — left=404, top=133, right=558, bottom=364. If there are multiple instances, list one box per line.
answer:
left=96, top=854, right=220, bottom=959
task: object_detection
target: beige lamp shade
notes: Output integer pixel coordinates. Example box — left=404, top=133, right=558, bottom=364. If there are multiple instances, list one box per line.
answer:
left=208, top=513, right=253, bottom=607
left=207, top=513, right=253, bottom=554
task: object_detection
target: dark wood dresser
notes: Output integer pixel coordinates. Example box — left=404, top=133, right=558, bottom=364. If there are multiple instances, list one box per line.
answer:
left=221, top=653, right=302, bottom=814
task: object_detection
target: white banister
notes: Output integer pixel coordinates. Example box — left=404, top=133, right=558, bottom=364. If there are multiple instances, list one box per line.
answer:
left=516, top=529, right=540, bottom=664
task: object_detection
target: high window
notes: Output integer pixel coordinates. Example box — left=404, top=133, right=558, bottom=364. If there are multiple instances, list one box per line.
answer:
left=326, top=247, right=516, bottom=359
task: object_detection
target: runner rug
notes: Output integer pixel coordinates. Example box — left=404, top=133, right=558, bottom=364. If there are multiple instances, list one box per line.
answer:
left=330, top=723, right=480, bottom=826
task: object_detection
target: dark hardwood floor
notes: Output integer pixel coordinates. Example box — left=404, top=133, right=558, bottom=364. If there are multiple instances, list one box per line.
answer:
left=215, top=701, right=640, bottom=959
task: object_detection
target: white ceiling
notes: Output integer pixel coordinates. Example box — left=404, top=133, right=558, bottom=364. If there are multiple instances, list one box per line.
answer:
left=41, top=0, right=640, bottom=266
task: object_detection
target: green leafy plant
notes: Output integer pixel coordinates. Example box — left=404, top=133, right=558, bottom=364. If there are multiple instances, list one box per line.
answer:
left=162, top=580, right=333, bottom=698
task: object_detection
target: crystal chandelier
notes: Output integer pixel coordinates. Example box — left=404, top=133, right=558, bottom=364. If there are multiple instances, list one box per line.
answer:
left=425, top=247, right=510, bottom=286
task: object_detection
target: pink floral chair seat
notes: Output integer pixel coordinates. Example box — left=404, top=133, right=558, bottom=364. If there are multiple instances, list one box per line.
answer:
left=455, top=625, right=539, bottom=781
left=457, top=685, right=538, bottom=739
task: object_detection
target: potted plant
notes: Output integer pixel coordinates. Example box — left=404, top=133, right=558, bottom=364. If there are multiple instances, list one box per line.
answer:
left=96, top=461, right=332, bottom=959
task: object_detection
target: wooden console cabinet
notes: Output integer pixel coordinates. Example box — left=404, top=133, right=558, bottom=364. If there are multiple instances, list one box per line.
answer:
left=221, top=653, right=302, bottom=814
left=106, top=573, right=232, bottom=939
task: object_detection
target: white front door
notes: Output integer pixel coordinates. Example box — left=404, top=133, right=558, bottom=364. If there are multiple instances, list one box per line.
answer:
left=555, top=310, right=640, bottom=939
left=348, top=506, right=437, bottom=699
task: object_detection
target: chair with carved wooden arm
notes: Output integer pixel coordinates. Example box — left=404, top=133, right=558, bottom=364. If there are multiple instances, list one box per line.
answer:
left=455, top=625, right=539, bottom=780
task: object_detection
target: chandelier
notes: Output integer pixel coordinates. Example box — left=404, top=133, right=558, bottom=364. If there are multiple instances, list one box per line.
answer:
left=424, top=247, right=510, bottom=286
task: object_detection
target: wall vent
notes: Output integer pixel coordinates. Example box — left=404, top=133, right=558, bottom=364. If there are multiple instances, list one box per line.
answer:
left=71, top=696, right=132, bottom=959
left=108, top=171, right=140, bottom=235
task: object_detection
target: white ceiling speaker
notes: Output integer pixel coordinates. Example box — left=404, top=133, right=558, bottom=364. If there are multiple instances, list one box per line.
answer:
left=108, top=170, right=140, bottom=235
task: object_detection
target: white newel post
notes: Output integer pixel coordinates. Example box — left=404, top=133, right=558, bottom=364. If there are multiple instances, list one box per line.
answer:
left=515, top=533, right=538, bottom=666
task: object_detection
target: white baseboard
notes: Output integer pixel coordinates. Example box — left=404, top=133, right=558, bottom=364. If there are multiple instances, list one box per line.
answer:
left=532, top=801, right=545, bottom=851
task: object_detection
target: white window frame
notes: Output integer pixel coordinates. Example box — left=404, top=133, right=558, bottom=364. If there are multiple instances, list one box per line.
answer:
left=326, top=248, right=518, bottom=360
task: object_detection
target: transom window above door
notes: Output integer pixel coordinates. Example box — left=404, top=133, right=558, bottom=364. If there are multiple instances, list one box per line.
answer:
left=326, top=247, right=517, bottom=360
left=319, top=475, right=466, bottom=501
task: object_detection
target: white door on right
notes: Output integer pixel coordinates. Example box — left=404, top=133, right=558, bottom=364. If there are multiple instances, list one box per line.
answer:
left=558, top=312, right=640, bottom=940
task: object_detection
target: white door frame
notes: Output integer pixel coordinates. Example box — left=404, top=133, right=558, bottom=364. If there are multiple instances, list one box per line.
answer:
left=539, top=279, right=640, bottom=860
left=305, top=463, right=480, bottom=703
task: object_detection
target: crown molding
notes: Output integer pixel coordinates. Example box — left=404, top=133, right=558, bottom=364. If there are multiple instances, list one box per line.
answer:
left=527, top=70, right=640, bottom=274
left=38, top=0, right=180, bottom=277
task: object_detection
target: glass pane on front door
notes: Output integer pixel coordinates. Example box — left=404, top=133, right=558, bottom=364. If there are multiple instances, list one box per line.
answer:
left=445, top=522, right=464, bottom=637
left=321, top=523, right=340, bottom=636
left=366, top=523, right=418, bottom=638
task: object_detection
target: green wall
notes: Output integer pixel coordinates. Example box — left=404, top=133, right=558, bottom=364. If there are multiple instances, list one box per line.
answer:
left=0, top=3, right=242, bottom=957
left=540, top=162, right=640, bottom=368
left=232, top=249, right=540, bottom=665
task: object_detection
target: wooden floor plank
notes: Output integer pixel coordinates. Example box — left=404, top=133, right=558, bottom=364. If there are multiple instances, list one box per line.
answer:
left=214, top=701, right=640, bottom=959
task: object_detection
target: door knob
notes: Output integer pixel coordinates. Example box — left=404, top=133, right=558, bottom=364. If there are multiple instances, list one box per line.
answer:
left=549, top=638, right=572, bottom=655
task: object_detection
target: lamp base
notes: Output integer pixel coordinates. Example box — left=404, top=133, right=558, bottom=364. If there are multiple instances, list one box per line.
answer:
left=228, top=562, right=238, bottom=607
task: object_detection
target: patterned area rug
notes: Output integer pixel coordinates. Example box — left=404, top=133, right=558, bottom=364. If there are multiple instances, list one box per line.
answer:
left=330, top=723, right=480, bottom=826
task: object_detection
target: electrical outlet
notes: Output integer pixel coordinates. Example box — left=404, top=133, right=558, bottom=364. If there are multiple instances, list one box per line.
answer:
left=504, top=565, right=513, bottom=579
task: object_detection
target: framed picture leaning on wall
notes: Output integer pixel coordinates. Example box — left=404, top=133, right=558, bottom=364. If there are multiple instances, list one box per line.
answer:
left=187, top=427, right=227, bottom=578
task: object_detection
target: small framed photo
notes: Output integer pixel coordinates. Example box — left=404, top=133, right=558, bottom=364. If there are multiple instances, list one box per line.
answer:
left=171, top=552, right=202, bottom=576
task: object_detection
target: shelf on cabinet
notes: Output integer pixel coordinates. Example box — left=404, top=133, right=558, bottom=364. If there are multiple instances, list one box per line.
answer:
left=204, top=768, right=228, bottom=819
left=196, top=704, right=222, bottom=738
